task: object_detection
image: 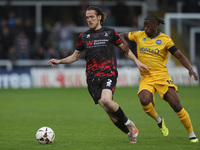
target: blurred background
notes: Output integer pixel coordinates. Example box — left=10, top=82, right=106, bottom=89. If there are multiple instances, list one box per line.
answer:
left=0, top=0, right=199, bottom=88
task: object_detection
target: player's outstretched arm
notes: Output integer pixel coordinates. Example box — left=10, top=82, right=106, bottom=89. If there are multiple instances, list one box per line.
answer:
left=118, top=43, right=149, bottom=72
left=48, top=50, right=83, bottom=67
left=126, top=49, right=149, bottom=72
left=173, top=50, right=199, bottom=81
left=118, top=32, right=149, bottom=72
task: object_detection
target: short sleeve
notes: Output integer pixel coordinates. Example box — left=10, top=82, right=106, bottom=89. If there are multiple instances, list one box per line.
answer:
left=112, top=31, right=122, bottom=46
left=75, top=33, right=85, bottom=51
left=128, top=31, right=138, bottom=43
left=166, top=39, right=174, bottom=49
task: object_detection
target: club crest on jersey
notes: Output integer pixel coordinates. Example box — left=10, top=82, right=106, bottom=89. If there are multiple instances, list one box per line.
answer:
left=142, top=38, right=146, bottom=41
left=104, top=32, right=109, bottom=37
left=156, top=40, right=162, bottom=45
left=86, top=34, right=90, bottom=38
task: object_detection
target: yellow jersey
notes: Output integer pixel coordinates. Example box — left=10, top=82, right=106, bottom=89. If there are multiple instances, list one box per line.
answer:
left=128, top=31, right=175, bottom=76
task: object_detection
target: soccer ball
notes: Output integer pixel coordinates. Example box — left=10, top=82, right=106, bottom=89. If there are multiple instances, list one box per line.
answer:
left=36, top=127, right=55, bottom=144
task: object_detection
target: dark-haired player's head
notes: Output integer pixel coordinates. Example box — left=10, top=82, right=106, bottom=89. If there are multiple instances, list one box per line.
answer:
left=86, top=6, right=107, bottom=30
left=144, top=14, right=165, bottom=25
left=143, top=14, right=165, bottom=37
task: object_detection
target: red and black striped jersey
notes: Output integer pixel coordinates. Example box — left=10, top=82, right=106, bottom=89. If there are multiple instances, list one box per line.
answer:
left=76, top=27, right=122, bottom=79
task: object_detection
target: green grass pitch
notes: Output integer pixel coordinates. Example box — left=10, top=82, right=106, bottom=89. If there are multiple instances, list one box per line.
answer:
left=0, top=86, right=199, bottom=150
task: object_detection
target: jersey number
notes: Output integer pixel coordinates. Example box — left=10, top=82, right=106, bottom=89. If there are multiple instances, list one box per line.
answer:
left=106, top=79, right=112, bottom=87
left=166, top=80, right=173, bottom=84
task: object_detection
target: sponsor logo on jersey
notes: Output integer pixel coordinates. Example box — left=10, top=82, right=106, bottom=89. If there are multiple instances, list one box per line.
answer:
left=139, top=47, right=159, bottom=55
left=156, top=40, right=162, bottom=45
left=86, top=39, right=109, bottom=47
left=86, top=41, right=94, bottom=46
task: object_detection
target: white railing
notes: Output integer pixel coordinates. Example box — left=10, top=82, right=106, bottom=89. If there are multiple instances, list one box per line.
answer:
left=0, top=59, right=85, bottom=71
left=0, top=60, right=13, bottom=71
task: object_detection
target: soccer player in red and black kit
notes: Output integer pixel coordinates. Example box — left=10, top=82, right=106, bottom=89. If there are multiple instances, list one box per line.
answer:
left=48, top=6, right=149, bottom=143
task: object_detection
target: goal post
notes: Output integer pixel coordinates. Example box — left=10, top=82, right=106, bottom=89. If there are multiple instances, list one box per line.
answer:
left=164, top=13, right=200, bottom=65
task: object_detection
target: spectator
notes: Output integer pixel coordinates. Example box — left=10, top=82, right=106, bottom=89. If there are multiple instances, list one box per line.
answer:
left=24, top=19, right=36, bottom=45
left=58, top=21, right=75, bottom=57
left=112, top=0, right=131, bottom=26
left=11, top=17, right=24, bottom=38
left=24, top=19, right=36, bottom=58
left=0, top=26, right=14, bottom=59
left=7, top=11, right=17, bottom=28
left=100, top=0, right=116, bottom=26
left=14, top=30, right=30, bottom=59
left=45, top=46, right=60, bottom=59
left=33, top=46, right=45, bottom=60
left=40, top=23, right=53, bottom=49
left=8, top=46, right=17, bottom=65
left=0, top=18, right=8, bottom=28
left=73, top=0, right=88, bottom=26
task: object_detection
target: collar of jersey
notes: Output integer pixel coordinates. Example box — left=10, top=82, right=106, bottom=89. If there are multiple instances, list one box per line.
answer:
left=148, top=32, right=161, bottom=39
left=89, top=27, right=103, bottom=32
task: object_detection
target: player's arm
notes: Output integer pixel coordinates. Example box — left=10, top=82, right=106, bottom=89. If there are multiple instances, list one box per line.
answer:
left=172, top=49, right=198, bottom=81
left=118, top=32, right=149, bottom=72
left=119, top=32, right=130, bottom=42
left=118, top=32, right=129, bottom=54
left=119, top=31, right=137, bottom=43
left=118, top=44, right=149, bottom=72
left=48, top=50, right=83, bottom=67
left=118, top=31, right=136, bottom=55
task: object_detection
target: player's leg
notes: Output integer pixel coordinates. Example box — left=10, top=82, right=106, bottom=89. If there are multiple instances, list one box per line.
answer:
left=99, top=89, right=139, bottom=143
left=138, top=76, right=169, bottom=137
left=87, top=78, right=127, bottom=130
left=98, top=95, right=128, bottom=133
left=165, top=87, right=198, bottom=142
left=87, top=77, right=138, bottom=143
left=101, top=78, right=138, bottom=136
left=138, top=89, right=169, bottom=136
left=138, top=78, right=159, bottom=121
left=99, top=102, right=129, bottom=133
left=138, top=89, right=158, bottom=118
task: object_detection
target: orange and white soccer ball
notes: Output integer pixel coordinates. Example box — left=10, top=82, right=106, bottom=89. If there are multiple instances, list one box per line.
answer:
left=36, top=127, right=55, bottom=144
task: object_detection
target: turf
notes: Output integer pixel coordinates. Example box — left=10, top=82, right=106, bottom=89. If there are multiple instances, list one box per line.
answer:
left=0, top=86, right=199, bottom=150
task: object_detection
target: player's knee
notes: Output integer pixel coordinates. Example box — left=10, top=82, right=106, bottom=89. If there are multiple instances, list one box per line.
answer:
left=139, top=93, right=152, bottom=105
left=99, top=97, right=111, bottom=107
left=172, top=102, right=182, bottom=112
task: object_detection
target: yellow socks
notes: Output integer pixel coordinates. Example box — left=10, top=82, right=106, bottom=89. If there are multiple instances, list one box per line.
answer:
left=142, top=104, right=196, bottom=139
left=176, top=108, right=193, bottom=133
left=142, top=103, right=158, bottom=120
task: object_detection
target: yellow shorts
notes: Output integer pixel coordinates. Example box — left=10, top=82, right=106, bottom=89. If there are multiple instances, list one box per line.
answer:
left=137, top=73, right=178, bottom=103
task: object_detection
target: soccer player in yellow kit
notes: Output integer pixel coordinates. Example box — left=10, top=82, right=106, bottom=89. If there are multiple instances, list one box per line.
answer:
left=119, top=14, right=199, bottom=143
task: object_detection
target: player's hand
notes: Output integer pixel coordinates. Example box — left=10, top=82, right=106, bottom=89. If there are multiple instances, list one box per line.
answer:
left=189, top=69, right=199, bottom=81
left=135, top=60, right=149, bottom=72
left=48, top=59, right=61, bottom=67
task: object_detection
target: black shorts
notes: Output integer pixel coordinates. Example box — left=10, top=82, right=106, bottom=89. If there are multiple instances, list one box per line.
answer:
left=87, top=77, right=117, bottom=104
